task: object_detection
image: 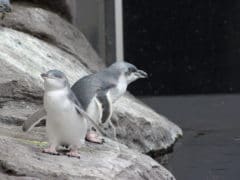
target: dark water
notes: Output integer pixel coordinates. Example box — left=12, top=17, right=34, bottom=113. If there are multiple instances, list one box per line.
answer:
left=141, top=95, right=240, bottom=180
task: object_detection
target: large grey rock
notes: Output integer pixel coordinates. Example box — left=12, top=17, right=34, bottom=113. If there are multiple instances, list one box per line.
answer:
left=0, top=126, right=175, bottom=180
left=0, top=27, right=182, bottom=153
left=0, top=28, right=177, bottom=179
left=13, top=0, right=72, bottom=20
left=111, top=96, right=182, bottom=153
left=0, top=3, right=184, bottom=179
left=0, top=3, right=105, bottom=72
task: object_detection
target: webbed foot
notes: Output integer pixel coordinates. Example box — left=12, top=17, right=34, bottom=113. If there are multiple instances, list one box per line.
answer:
left=42, top=146, right=59, bottom=155
left=85, top=131, right=104, bottom=144
left=66, top=150, right=80, bottom=159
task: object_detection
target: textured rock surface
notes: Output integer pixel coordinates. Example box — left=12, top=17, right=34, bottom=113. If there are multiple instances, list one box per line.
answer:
left=0, top=27, right=182, bottom=153
left=0, top=3, right=104, bottom=72
left=0, top=34, right=176, bottom=178
left=0, top=3, right=182, bottom=178
left=0, top=126, right=175, bottom=180
left=111, top=95, right=182, bottom=153
left=13, top=0, right=72, bottom=20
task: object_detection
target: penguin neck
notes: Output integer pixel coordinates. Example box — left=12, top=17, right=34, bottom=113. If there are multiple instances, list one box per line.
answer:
left=110, top=73, right=128, bottom=102
left=46, top=85, right=69, bottom=94
left=44, top=86, right=70, bottom=113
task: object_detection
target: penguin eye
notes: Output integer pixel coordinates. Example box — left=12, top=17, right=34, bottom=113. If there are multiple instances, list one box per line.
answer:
left=128, top=67, right=137, bottom=73
left=53, top=74, right=63, bottom=79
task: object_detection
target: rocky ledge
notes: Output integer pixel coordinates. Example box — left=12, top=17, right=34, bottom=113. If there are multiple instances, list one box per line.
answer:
left=0, top=125, right=174, bottom=180
left=0, top=1, right=182, bottom=179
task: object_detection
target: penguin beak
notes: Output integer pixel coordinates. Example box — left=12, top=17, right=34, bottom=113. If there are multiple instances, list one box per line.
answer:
left=5, top=5, right=12, bottom=13
left=135, top=70, right=148, bottom=78
left=0, top=4, right=11, bottom=13
left=0, top=5, right=4, bottom=12
left=41, top=73, right=48, bottom=79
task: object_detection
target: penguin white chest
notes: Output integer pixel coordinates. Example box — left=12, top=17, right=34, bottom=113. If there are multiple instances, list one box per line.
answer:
left=44, top=89, right=70, bottom=112
left=110, top=75, right=127, bottom=101
left=44, top=89, right=87, bottom=144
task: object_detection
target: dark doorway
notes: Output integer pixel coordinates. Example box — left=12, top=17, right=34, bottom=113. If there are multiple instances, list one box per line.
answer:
left=123, top=0, right=240, bottom=96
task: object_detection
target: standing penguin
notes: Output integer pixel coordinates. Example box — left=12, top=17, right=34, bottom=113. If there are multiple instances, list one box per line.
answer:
left=40, top=70, right=102, bottom=158
left=23, top=62, right=148, bottom=144
left=0, top=0, right=11, bottom=20
left=72, top=62, right=148, bottom=143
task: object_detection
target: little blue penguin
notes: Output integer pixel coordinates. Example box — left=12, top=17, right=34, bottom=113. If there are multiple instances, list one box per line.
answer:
left=41, top=70, right=101, bottom=158
left=0, top=0, right=11, bottom=20
left=22, top=62, right=148, bottom=144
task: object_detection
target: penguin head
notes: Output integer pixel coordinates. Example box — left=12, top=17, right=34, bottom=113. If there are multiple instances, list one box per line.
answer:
left=109, top=62, right=148, bottom=84
left=41, top=70, right=69, bottom=90
left=0, top=0, right=11, bottom=13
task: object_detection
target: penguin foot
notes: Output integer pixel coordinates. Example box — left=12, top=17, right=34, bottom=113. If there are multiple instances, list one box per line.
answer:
left=66, top=150, right=80, bottom=159
left=42, top=148, right=60, bottom=155
left=85, top=131, right=104, bottom=144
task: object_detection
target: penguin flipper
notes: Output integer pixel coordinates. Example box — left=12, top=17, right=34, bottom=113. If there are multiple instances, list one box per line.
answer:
left=74, top=104, right=106, bottom=136
left=22, top=108, right=46, bottom=132
left=96, top=90, right=112, bottom=124
left=67, top=89, right=106, bottom=136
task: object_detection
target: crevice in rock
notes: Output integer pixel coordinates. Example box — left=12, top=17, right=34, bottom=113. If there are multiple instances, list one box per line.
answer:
left=0, top=115, right=24, bottom=126
left=146, top=143, right=176, bottom=166
left=0, top=160, right=26, bottom=177
left=12, top=0, right=72, bottom=21
left=147, top=144, right=174, bottom=158
left=0, top=80, right=42, bottom=104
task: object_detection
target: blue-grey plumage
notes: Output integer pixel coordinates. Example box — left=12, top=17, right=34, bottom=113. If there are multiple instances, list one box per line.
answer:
left=40, top=70, right=105, bottom=158
left=72, top=61, right=147, bottom=143
left=22, top=108, right=46, bottom=132
left=41, top=69, right=104, bottom=133
left=72, top=62, right=147, bottom=108
left=22, top=62, right=147, bottom=144
left=72, top=61, right=148, bottom=123
left=0, top=0, right=11, bottom=19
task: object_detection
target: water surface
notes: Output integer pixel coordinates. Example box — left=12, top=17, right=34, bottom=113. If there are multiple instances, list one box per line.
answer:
left=141, top=95, right=240, bottom=180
